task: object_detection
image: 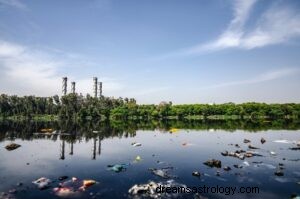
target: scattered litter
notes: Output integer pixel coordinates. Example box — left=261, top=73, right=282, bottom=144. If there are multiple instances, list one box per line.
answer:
left=32, top=177, right=52, bottom=189
left=149, top=168, right=171, bottom=179
left=92, top=131, right=99, bottom=134
left=270, top=151, right=277, bottom=156
left=53, top=177, right=97, bottom=197
left=243, top=139, right=251, bottom=143
left=289, top=147, right=300, bottom=150
left=273, top=140, right=294, bottom=144
left=134, top=156, right=142, bottom=162
left=131, top=142, right=142, bottom=147
left=5, top=143, right=21, bottom=151
left=59, top=176, right=68, bottom=181
left=243, top=161, right=250, bottom=167
left=223, top=166, right=231, bottom=171
left=107, top=164, right=127, bottom=173
left=274, top=170, right=284, bottom=176
left=261, top=138, right=266, bottom=144
left=203, top=159, right=221, bottom=168
left=169, top=128, right=179, bottom=133
left=40, top=128, right=53, bottom=132
left=128, top=180, right=187, bottom=198
left=192, top=171, right=201, bottom=177
left=248, top=145, right=259, bottom=150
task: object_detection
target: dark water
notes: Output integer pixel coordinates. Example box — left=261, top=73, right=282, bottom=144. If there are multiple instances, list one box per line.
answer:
left=0, top=120, right=300, bottom=199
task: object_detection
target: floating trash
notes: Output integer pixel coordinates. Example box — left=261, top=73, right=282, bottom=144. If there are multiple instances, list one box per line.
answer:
left=273, top=140, right=295, bottom=144
left=107, top=164, right=128, bottom=173
left=134, top=155, right=142, bottom=162
left=32, top=177, right=51, bottom=189
left=261, top=138, right=266, bottom=144
left=192, top=171, right=201, bottom=177
left=203, top=159, right=222, bottom=168
left=53, top=177, right=97, bottom=197
left=169, top=128, right=179, bottom=133
left=5, top=143, right=21, bottom=151
left=131, top=142, right=142, bottom=147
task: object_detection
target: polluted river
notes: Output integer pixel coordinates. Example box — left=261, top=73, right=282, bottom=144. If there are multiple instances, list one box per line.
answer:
left=0, top=120, right=299, bottom=199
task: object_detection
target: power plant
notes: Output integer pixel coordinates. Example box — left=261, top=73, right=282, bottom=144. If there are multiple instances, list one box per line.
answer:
left=62, top=76, right=103, bottom=97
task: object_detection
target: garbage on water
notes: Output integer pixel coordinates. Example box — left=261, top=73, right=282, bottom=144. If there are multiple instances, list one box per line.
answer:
left=32, top=177, right=52, bottom=189
left=243, top=161, right=250, bottom=167
left=248, top=145, right=259, bottom=150
left=149, top=167, right=174, bottom=179
left=59, top=176, right=68, bottom=181
left=128, top=180, right=187, bottom=198
left=243, top=139, right=251, bottom=143
left=131, top=142, right=142, bottom=147
left=270, top=151, right=277, bottom=155
left=203, top=159, right=221, bottom=168
left=107, top=164, right=128, bottom=173
left=273, top=139, right=295, bottom=144
left=192, top=171, right=201, bottom=177
left=53, top=177, right=97, bottom=197
left=5, top=143, right=21, bottom=151
left=169, top=128, right=179, bottom=133
left=134, top=155, right=142, bottom=162
left=261, top=138, right=266, bottom=144
left=40, top=128, right=53, bottom=133
left=92, top=130, right=99, bottom=134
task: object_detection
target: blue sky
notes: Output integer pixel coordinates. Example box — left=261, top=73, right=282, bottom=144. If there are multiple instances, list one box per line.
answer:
left=0, top=0, right=300, bottom=104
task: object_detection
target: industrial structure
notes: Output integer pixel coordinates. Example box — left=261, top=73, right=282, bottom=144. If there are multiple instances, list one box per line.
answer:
left=71, top=82, right=76, bottom=94
left=93, top=77, right=98, bottom=98
left=98, top=82, right=102, bottom=97
left=62, top=76, right=103, bottom=97
left=62, top=77, right=67, bottom=95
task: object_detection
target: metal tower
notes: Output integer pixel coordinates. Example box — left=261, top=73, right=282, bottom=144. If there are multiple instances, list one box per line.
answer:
left=98, top=82, right=102, bottom=97
left=62, top=77, right=67, bottom=95
left=93, top=77, right=98, bottom=97
left=71, top=82, right=76, bottom=94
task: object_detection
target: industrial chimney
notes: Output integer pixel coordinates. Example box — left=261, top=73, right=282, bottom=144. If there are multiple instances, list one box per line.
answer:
left=71, top=82, right=76, bottom=94
left=98, top=82, right=102, bottom=97
left=93, top=77, right=98, bottom=97
left=62, top=77, right=67, bottom=95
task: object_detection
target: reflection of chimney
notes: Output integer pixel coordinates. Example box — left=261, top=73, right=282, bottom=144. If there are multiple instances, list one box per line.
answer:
left=69, top=141, right=74, bottom=155
left=62, top=77, right=67, bottom=95
left=92, top=138, right=96, bottom=160
left=98, top=138, right=101, bottom=156
left=93, top=77, right=98, bottom=98
left=60, top=139, right=65, bottom=160
left=71, top=82, right=76, bottom=94
left=98, top=82, right=102, bottom=97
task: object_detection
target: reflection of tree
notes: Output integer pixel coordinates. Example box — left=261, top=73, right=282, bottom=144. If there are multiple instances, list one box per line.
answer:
left=1, top=119, right=300, bottom=160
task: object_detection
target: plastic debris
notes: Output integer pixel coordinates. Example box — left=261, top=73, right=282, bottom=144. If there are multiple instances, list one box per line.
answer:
left=134, top=156, right=142, bottom=162
left=243, top=161, right=250, bottom=167
left=192, top=171, right=201, bottom=177
left=59, top=176, right=68, bottom=181
left=261, top=138, right=266, bottom=144
left=53, top=177, right=97, bottom=197
left=273, top=140, right=294, bottom=144
left=274, top=170, right=284, bottom=176
left=92, top=131, right=99, bottom=134
left=243, top=139, right=251, bottom=143
left=248, top=145, right=259, bottom=149
left=150, top=169, right=170, bottom=179
left=270, top=151, right=277, bottom=156
left=107, top=164, right=127, bottom=172
left=169, top=128, right=179, bottom=133
left=223, top=166, right=231, bottom=171
left=131, top=142, right=142, bottom=147
left=289, top=147, right=300, bottom=150
left=128, top=180, right=187, bottom=198
left=32, top=177, right=51, bottom=189
left=5, top=143, right=21, bottom=151
left=203, top=159, right=222, bottom=168
left=40, top=128, right=53, bottom=132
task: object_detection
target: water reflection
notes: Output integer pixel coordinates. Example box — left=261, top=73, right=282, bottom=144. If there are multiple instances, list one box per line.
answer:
left=0, top=119, right=299, bottom=199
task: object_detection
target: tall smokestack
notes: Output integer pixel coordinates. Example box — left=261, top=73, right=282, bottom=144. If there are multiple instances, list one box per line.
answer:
left=71, top=82, right=76, bottom=94
left=62, top=77, right=67, bottom=95
left=98, top=82, right=102, bottom=97
left=93, top=77, right=98, bottom=97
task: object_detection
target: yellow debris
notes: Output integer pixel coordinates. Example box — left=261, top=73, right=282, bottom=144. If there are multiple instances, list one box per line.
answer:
left=169, top=128, right=179, bottom=133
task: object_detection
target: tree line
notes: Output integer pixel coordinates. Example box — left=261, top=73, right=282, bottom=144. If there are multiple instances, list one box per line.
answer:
left=0, top=94, right=300, bottom=121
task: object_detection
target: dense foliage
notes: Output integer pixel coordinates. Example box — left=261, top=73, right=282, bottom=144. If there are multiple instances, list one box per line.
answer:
left=0, top=94, right=300, bottom=120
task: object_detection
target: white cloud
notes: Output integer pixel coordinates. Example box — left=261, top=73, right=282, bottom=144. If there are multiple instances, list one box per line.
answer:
left=170, top=0, right=300, bottom=56
left=0, top=0, right=27, bottom=10
left=0, top=40, right=123, bottom=96
left=200, top=68, right=300, bottom=89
